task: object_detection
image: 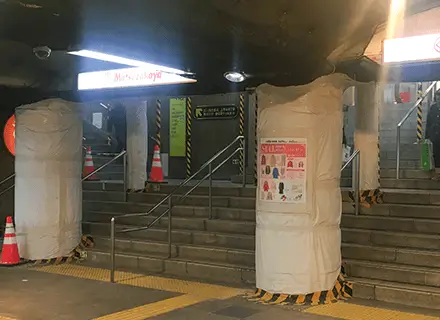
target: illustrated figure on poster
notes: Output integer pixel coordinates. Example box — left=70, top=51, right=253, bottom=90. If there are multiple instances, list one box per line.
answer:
left=270, top=155, right=276, bottom=166
left=298, top=161, right=304, bottom=168
left=265, top=165, right=271, bottom=174
left=261, top=155, right=266, bottom=165
left=272, top=167, right=279, bottom=179
left=271, top=181, right=276, bottom=190
left=280, top=167, right=285, bottom=176
left=263, top=181, right=269, bottom=192
left=287, top=160, right=293, bottom=168
left=267, top=192, right=273, bottom=200
left=279, top=182, right=284, bottom=194
left=281, top=154, right=286, bottom=165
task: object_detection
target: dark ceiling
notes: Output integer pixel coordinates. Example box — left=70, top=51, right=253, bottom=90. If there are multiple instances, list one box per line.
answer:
left=0, top=0, right=437, bottom=101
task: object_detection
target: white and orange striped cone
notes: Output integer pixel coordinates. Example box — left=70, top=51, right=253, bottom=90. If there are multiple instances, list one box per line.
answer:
left=0, top=216, right=21, bottom=265
left=148, top=145, right=165, bottom=183
left=83, top=146, right=98, bottom=180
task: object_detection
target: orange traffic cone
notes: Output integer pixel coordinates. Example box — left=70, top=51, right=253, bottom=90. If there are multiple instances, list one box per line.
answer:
left=149, top=145, right=165, bottom=183
left=0, top=216, right=21, bottom=265
left=83, top=146, right=98, bottom=180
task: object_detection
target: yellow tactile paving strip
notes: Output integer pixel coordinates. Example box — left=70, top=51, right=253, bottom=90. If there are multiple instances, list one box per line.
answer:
left=93, top=295, right=207, bottom=320
left=305, top=302, right=440, bottom=320
left=0, top=316, right=16, bottom=320
left=32, top=264, right=244, bottom=319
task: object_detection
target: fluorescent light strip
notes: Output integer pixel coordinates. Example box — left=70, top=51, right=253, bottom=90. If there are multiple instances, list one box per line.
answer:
left=383, top=33, right=440, bottom=63
left=68, top=49, right=190, bottom=75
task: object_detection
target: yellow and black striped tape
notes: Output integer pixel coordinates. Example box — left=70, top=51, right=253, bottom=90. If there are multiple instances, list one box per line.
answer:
left=239, top=93, right=245, bottom=176
left=254, top=92, right=258, bottom=186
left=349, top=188, right=384, bottom=209
left=417, top=82, right=423, bottom=142
left=30, top=235, right=95, bottom=265
left=156, top=99, right=162, bottom=149
left=245, top=273, right=352, bottom=306
left=186, top=97, right=192, bottom=178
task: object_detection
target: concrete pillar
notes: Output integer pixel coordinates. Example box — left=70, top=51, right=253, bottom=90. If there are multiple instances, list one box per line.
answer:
left=125, top=99, right=148, bottom=191
left=15, top=99, right=82, bottom=260
left=252, top=74, right=352, bottom=301
left=354, top=83, right=382, bottom=207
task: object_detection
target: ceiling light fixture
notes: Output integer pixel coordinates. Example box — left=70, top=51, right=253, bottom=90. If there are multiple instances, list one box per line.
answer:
left=68, top=49, right=191, bottom=75
left=224, top=71, right=246, bottom=83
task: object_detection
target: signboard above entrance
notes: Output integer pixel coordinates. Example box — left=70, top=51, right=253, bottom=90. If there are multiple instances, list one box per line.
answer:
left=194, top=105, right=238, bottom=120
left=384, top=33, right=440, bottom=64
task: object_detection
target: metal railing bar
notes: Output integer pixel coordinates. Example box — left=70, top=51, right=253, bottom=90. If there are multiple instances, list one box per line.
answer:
left=0, top=173, right=15, bottom=186
left=396, top=82, right=437, bottom=179
left=341, top=149, right=360, bottom=172
left=0, top=184, right=14, bottom=197
left=82, top=150, right=126, bottom=181
left=340, top=149, right=360, bottom=216
left=119, top=147, right=242, bottom=234
left=112, top=136, right=244, bottom=220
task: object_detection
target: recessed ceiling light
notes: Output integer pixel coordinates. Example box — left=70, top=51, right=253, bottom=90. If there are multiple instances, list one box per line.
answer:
left=224, top=71, right=246, bottom=83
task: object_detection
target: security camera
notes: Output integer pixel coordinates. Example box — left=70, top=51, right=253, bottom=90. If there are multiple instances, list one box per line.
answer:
left=33, top=46, right=52, bottom=60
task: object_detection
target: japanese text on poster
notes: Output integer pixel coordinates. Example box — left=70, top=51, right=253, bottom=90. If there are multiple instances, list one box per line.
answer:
left=259, top=138, right=307, bottom=203
left=169, top=98, right=186, bottom=157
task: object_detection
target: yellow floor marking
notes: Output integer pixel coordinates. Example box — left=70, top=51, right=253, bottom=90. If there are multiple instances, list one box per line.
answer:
left=92, top=295, right=207, bottom=320
left=0, top=316, right=16, bottom=320
left=33, top=264, right=243, bottom=299
left=305, top=302, right=440, bottom=320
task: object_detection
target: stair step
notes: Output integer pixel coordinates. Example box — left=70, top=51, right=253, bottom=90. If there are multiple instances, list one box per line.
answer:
left=342, top=202, right=440, bottom=219
left=345, top=259, right=440, bottom=288
left=381, top=178, right=440, bottom=190
left=93, top=236, right=254, bottom=267
left=342, top=243, right=440, bottom=268
left=380, top=169, right=432, bottom=180
left=146, top=184, right=256, bottom=198
left=351, top=277, right=440, bottom=310
left=83, top=221, right=256, bottom=250
left=83, top=181, right=124, bottom=192
left=87, top=249, right=255, bottom=285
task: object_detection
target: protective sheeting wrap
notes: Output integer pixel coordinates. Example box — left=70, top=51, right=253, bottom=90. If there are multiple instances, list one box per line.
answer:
left=126, top=100, right=148, bottom=190
left=355, top=83, right=380, bottom=191
left=256, top=73, right=352, bottom=295
left=15, top=99, right=83, bottom=260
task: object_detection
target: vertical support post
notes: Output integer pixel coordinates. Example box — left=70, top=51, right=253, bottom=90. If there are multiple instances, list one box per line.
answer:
left=396, top=126, right=401, bottom=179
left=239, top=93, right=245, bottom=179
left=208, top=163, right=213, bottom=219
left=416, top=82, right=423, bottom=143
left=242, top=138, right=246, bottom=187
left=168, top=197, right=172, bottom=258
left=354, top=153, right=360, bottom=216
left=110, top=217, right=116, bottom=283
left=156, top=99, right=162, bottom=149
left=254, top=92, right=259, bottom=186
left=186, top=97, right=192, bottom=178
left=123, top=153, right=127, bottom=202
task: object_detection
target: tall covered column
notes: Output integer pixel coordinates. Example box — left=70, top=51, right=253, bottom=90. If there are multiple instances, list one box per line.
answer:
left=354, top=83, right=383, bottom=207
left=125, top=99, right=148, bottom=191
left=251, top=74, right=353, bottom=304
left=15, top=99, right=83, bottom=260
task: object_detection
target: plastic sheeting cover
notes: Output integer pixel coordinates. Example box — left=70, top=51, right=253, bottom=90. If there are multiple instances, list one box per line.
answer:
left=15, top=98, right=83, bottom=260
left=125, top=100, right=148, bottom=190
left=256, top=73, right=353, bottom=295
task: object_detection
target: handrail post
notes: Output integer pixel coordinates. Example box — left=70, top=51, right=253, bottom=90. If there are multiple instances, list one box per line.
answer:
left=396, top=126, right=401, bottom=179
left=354, top=152, right=360, bottom=216
left=168, top=197, right=172, bottom=258
left=208, top=163, right=213, bottom=219
left=110, top=217, right=116, bottom=283
left=123, top=153, right=127, bottom=202
left=242, top=138, right=246, bottom=187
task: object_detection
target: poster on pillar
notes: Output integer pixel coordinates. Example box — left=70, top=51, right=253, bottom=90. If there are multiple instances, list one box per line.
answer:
left=169, top=98, right=186, bottom=157
left=259, top=138, right=307, bottom=203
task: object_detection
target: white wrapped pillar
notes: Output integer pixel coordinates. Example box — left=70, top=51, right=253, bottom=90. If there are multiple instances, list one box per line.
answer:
left=15, top=99, right=83, bottom=260
left=125, top=100, right=148, bottom=191
left=354, top=83, right=382, bottom=207
left=255, top=74, right=352, bottom=296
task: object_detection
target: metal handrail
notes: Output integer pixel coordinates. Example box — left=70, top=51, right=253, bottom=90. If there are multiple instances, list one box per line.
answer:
left=341, top=149, right=360, bottom=216
left=396, top=82, right=437, bottom=179
left=109, top=135, right=246, bottom=282
left=0, top=173, right=16, bottom=197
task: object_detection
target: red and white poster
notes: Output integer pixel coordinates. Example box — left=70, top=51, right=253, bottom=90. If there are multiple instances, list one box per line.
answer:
left=3, top=115, right=15, bottom=156
left=259, top=138, right=307, bottom=203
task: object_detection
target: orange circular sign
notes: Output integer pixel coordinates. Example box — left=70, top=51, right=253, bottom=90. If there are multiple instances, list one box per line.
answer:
left=4, top=115, right=15, bottom=156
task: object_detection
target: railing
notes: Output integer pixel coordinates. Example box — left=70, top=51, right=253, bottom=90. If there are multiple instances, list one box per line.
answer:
left=341, top=149, right=360, bottom=216
left=0, top=150, right=127, bottom=200
left=109, top=135, right=245, bottom=282
left=396, top=82, right=437, bottom=179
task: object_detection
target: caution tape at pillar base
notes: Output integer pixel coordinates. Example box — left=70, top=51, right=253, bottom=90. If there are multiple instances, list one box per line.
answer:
left=348, top=189, right=384, bottom=209
left=244, top=273, right=352, bottom=306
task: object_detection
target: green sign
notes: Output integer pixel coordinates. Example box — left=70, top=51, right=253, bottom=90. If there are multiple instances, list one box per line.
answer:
left=169, top=98, right=186, bottom=157
left=194, top=105, right=238, bottom=120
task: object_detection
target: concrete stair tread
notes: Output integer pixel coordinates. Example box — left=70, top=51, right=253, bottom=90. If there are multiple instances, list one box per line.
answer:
left=342, top=227, right=440, bottom=241
left=345, top=258, right=440, bottom=274
left=89, top=248, right=255, bottom=270
left=83, top=181, right=123, bottom=184
left=343, top=242, right=440, bottom=256
left=350, top=277, right=440, bottom=294
left=84, top=191, right=256, bottom=201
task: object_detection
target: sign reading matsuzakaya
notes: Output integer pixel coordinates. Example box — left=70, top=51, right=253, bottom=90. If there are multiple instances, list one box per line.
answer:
left=193, top=105, right=238, bottom=120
